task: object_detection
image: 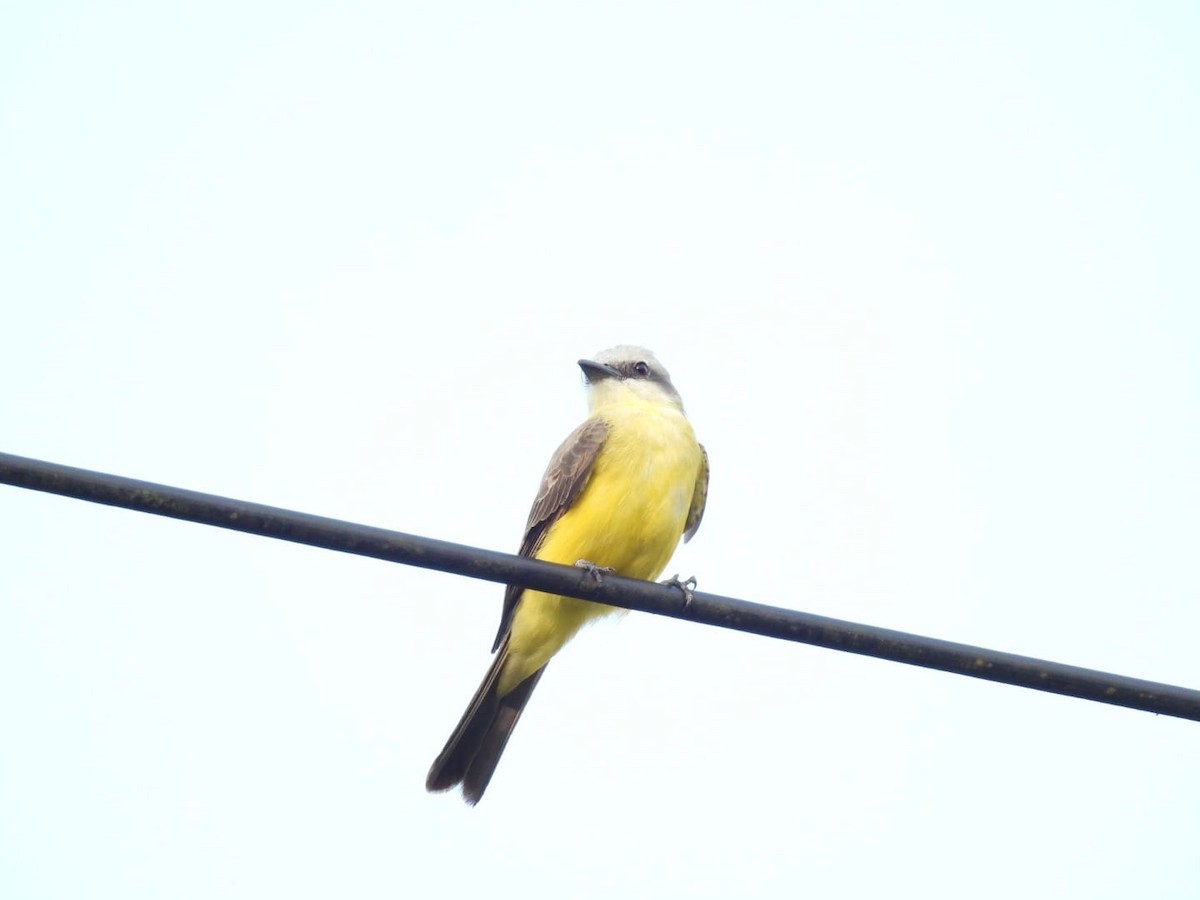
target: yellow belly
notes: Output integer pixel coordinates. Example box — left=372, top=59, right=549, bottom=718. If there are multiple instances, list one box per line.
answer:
left=499, top=404, right=702, bottom=695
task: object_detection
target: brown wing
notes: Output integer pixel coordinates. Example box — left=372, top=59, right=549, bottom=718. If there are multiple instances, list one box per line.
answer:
left=490, top=417, right=609, bottom=651
left=682, top=443, right=709, bottom=544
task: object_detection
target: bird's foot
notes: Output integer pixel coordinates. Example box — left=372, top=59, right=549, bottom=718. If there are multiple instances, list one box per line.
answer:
left=574, top=559, right=616, bottom=584
left=661, top=574, right=698, bottom=610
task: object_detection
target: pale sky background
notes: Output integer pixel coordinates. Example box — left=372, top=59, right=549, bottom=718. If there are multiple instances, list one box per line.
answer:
left=2, top=2, right=1199, bottom=898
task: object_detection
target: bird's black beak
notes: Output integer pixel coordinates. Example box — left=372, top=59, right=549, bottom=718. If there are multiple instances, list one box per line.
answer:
left=578, top=358, right=621, bottom=383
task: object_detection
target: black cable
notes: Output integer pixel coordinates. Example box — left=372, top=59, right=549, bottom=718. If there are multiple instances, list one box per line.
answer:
left=2, top=450, right=1198, bottom=722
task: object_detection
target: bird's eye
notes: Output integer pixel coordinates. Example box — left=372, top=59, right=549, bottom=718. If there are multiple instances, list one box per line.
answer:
left=633, top=361, right=651, bottom=378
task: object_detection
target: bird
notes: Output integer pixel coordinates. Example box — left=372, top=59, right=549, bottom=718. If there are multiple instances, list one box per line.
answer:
left=426, top=345, right=709, bottom=804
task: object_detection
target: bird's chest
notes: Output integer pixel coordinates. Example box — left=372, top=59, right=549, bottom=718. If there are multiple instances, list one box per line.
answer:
left=560, top=413, right=699, bottom=572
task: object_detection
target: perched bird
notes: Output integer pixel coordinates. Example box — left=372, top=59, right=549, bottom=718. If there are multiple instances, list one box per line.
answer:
left=426, top=345, right=709, bottom=804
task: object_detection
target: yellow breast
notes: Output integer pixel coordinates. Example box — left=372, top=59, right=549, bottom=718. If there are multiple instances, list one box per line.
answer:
left=539, top=403, right=700, bottom=578
left=499, top=402, right=703, bottom=695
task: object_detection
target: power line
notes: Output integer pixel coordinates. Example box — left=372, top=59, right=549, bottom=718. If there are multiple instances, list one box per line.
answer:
left=2, top=449, right=1198, bottom=722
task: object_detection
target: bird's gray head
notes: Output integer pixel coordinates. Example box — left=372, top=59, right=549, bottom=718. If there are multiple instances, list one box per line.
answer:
left=577, top=345, right=684, bottom=411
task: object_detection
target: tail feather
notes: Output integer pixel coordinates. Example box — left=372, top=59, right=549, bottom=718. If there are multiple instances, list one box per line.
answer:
left=426, top=639, right=547, bottom=805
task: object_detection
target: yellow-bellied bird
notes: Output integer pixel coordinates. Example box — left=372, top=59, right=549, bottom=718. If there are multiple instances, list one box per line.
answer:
left=426, top=345, right=709, bottom=804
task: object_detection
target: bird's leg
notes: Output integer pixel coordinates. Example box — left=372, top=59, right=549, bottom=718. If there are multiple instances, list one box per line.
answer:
left=661, top=574, right=698, bottom=610
left=574, top=559, right=616, bottom=584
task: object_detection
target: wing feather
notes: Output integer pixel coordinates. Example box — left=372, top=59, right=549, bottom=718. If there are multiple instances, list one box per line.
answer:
left=490, top=418, right=609, bottom=651
left=683, top=443, right=709, bottom=543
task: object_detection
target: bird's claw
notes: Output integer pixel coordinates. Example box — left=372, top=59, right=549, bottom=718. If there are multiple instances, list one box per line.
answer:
left=661, top=574, right=698, bottom=610
left=574, top=559, right=616, bottom=584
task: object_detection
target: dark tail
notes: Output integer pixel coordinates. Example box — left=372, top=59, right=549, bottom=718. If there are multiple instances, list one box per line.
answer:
left=426, top=639, right=547, bottom=805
